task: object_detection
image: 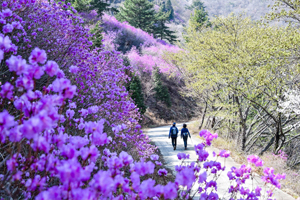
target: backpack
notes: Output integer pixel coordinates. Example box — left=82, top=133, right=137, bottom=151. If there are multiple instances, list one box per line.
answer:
left=172, top=127, right=177, bottom=135
left=183, top=132, right=188, bottom=137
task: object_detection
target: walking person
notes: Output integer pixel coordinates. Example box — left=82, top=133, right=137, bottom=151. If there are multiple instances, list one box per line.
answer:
left=169, top=122, right=178, bottom=150
left=181, top=124, right=191, bottom=150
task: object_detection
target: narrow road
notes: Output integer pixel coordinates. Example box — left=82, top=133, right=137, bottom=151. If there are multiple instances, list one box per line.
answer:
left=146, top=123, right=295, bottom=200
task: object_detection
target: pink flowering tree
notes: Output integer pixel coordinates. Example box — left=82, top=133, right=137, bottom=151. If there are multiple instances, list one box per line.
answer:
left=278, top=89, right=300, bottom=168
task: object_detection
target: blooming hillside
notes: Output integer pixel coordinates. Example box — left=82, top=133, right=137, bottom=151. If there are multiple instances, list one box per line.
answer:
left=100, top=13, right=199, bottom=123
left=102, top=13, right=181, bottom=74
left=0, top=0, right=169, bottom=198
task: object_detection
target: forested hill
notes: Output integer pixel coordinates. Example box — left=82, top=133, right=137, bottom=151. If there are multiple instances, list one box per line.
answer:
left=200, top=0, right=272, bottom=20
left=111, top=0, right=273, bottom=23
left=175, top=0, right=273, bottom=21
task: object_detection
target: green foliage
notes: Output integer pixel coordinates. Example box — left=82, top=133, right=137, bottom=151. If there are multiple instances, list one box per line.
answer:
left=266, top=0, right=300, bottom=25
left=72, top=0, right=90, bottom=12
left=186, top=0, right=210, bottom=32
left=90, top=0, right=119, bottom=16
left=90, top=22, right=103, bottom=49
left=124, top=58, right=147, bottom=115
left=154, top=8, right=177, bottom=43
left=186, top=0, right=205, bottom=11
left=153, top=67, right=171, bottom=107
left=161, top=0, right=174, bottom=20
left=127, top=76, right=147, bottom=115
left=189, top=8, right=211, bottom=29
left=64, top=0, right=117, bottom=16
left=116, top=0, right=156, bottom=33
left=170, top=14, right=300, bottom=152
left=64, top=0, right=90, bottom=12
left=116, top=0, right=177, bottom=43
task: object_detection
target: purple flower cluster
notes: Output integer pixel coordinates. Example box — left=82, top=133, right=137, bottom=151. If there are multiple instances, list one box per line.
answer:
left=194, top=143, right=209, bottom=161
left=157, top=168, right=168, bottom=176
left=247, top=155, right=264, bottom=167
left=262, top=167, right=286, bottom=189
left=273, top=150, right=288, bottom=161
left=177, top=152, right=190, bottom=160
left=199, top=129, right=218, bottom=146
left=219, top=149, right=231, bottom=158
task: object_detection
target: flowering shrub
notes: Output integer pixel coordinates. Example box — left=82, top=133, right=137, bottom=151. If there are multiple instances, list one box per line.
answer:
left=102, top=13, right=156, bottom=53
left=102, top=13, right=181, bottom=74
left=127, top=44, right=181, bottom=74
left=0, top=0, right=170, bottom=198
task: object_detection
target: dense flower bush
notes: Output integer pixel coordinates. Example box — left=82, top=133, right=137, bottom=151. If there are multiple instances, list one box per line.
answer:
left=102, top=13, right=181, bottom=74
left=0, top=0, right=167, bottom=198
left=0, top=0, right=287, bottom=199
left=102, top=13, right=157, bottom=53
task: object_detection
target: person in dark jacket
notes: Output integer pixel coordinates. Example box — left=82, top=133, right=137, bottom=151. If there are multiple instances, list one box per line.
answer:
left=169, top=122, right=178, bottom=150
left=181, top=124, right=191, bottom=150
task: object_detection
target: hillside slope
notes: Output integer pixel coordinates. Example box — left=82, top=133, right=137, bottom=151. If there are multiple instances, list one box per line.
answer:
left=175, top=0, right=273, bottom=21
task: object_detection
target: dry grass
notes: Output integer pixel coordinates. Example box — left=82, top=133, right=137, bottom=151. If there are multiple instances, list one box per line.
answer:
left=211, top=137, right=248, bottom=165
left=260, top=153, right=300, bottom=198
left=187, top=121, right=247, bottom=163
left=187, top=121, right=199, bottom=135
left=143, top=111, right=175, bottom=128
left=212, top=137, right=300, bottom=198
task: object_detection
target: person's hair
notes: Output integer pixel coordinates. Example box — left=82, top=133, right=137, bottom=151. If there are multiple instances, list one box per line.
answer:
left=183, top=124, right=187, bottom=128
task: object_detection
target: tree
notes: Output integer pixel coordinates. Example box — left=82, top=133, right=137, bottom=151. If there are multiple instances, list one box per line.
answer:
left=170, top=14, right=300, bottom=153
left=90, top=0, right=118, bottom=16
left=189, top=8, right=211, bottom=31
left=161, top=0, right=174, bottom=20
left=127, top=76, right=147, bottom=115
left=153, top=7, right=177, bottom=43
left=186, top=0, right=210, bottom=37
left=153, top=67, right=171, bottom=107
left=89, top=22, right=103, bottom=49
left=123, top=57, right=147, bottom=115
left=190, top=8, right=208, bottom=24
left=186, top=0, right=205, bottom=11
left=116, top=0, right=156, bottom=33
left=266, top=0, right=300, bottom=25
left=65, top=0, right=90, bottom=12
left=64, top=0, right=117, bottom=16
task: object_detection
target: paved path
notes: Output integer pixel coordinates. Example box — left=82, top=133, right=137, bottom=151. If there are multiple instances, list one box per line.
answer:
left=146, top=122, right=295, bottom=200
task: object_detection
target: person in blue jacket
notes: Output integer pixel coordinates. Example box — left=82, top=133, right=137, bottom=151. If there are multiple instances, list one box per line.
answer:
left=181, top=124, right=191, bottom=150
left=169, top=122, right=178, bottom=150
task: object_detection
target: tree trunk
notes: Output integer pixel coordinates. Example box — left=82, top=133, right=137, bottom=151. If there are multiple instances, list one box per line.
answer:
left=235, top=96, right=246, bottom=151
left=274, top=113, right=285, bottom=154
left=211, top=116, right=216, bottom=129
left=198, top=101, right=207, bottom=130
left=274, top=114, right=281, bottom=154
left=259, top=136, right=275, bottom=155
